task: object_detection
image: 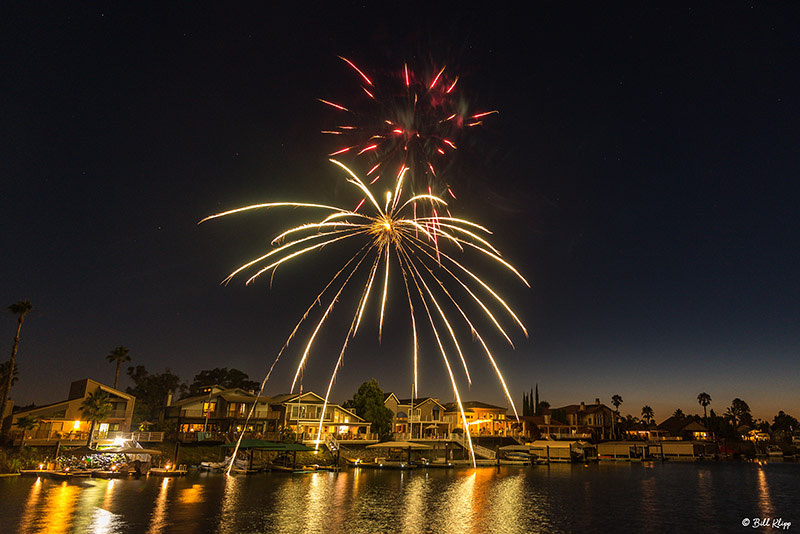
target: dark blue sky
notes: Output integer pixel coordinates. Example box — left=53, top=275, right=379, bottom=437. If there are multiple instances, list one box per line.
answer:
left=2, top=4, right=798, bottom=421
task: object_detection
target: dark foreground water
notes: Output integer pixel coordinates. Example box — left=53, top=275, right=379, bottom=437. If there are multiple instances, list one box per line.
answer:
left=2, top=462, right=798, bottom=533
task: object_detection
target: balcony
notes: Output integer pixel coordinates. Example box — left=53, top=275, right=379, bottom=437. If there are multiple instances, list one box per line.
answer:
left=179, top=409, right=280, bottom=419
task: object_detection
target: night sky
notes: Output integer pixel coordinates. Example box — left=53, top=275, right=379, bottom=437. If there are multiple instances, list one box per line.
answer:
left=3, top=4, right=799, bottom=421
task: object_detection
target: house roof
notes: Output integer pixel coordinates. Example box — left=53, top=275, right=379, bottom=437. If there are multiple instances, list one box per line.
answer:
left=443, top=401, right=507, bottom=412
left=14, top=378, right=134, bottom=417
left=170, top=388, right=270, bottom=407
left=550, top=403, right=612, bottom=415
left=270, top=392, right=328, bottom=405
left=272, top=391, right=366, bottom=422
left=657, top=416, right=708, bottom=434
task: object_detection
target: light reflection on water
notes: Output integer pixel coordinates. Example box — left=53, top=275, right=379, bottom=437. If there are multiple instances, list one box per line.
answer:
left=3, top=463, right=799, bottom=534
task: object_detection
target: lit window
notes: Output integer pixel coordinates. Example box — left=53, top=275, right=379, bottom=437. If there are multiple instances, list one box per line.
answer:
left=73, top=421, right=81, bottom=430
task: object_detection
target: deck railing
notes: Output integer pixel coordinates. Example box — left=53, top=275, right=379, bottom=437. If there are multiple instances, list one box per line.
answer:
left=179, top=409, right=280, bottom=419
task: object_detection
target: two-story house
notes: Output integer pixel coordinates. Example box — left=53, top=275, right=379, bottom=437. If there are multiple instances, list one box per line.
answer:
left=384, top=393, right=450, bottom=438
left=162, top=385, right=280, bottom=441
left=10, top=378, right=135, bottom=446
left=270, top=391, right=373, bottom=442
left=547, top=398, right=616, bottom=440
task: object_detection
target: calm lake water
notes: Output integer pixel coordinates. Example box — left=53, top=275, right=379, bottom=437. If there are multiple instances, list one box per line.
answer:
left=2, top=462, right=798, bottom=533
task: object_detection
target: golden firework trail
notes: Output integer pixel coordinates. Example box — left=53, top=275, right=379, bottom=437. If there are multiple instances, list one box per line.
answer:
left=201, top=159, right=528, bottom=468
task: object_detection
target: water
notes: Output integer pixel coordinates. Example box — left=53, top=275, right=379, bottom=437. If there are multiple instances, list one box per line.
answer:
left=2, top=462, right=798, bottom=533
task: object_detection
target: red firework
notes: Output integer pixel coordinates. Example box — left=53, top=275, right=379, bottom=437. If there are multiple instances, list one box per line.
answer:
left=319, top=56, right=498, bottom=199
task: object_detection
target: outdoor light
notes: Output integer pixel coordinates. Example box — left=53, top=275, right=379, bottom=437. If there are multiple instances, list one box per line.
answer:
left=73, top=421, right=81, bottom=430
left=112, top=437, right=125, bottom=447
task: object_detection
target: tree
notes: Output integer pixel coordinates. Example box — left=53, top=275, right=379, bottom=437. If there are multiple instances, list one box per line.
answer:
left=697, top=392, right=712, bottom=429
left=1, top=300, right=33, bottom=436
left=641, top=405, right=654, bottom=425
left=106, top=346, right=131, bottom=390
left=184, top=367, right=259, bottom=398
left=350, top=379, right=393, bottom=441
left=80, top=389, right=112, bottom=446
left=725, top=398, right=753, bottom=428
left=125, top=366, right=183, bottom=424
left=771, top=411, right=798, bottom=442
left=15, top=414, right=39, bottom=449
left=673, top=409, right=685, bottom=418
left=611, top=395, right=623, bottom=438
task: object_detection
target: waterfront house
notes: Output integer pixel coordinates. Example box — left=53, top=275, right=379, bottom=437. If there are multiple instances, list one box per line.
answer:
left=162, top=385, right=280, bottom=442
left=546, top=399, right=616, bottom=441
left=384, top=393, right=450, bottom=439
left=442, top=401, right=513, bottom=437
left=10, top=378, right=135, bottom=447
left=270, top=391, right=373, bottom=442
left=657, top=416, right=710, bottom=441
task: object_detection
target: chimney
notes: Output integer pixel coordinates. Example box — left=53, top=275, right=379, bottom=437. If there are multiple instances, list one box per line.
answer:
left=595, top=398, right=600, bottom=405
left=579, top=402, right=586, bottom=411
left=544, top=414, right=551, bottom=424
left=166, top=391, right=173, bottom=407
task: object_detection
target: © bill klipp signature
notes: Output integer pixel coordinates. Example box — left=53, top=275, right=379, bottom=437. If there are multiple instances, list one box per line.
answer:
left=742, top=517, right=792, bottom=529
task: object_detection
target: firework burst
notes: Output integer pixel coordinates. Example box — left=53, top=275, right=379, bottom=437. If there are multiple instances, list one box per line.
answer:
left=202, top=160, right=528, bottom=466
left=320, top=57, right=498, bottom=200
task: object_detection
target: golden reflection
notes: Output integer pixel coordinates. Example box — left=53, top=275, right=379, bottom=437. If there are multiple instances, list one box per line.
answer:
left=17, top=477, right=44, bottom=534
left=305, top=473, right=335, bottom=533
left=39, top=482, right=80, bottom=534
left=401, top=475, right=429, bottom=534
left=178, top=484, right=205, bottom=504
left=216, top=474, right=244, bottom=534
left=147, top=477, right=172, bottom=534
left=485, top=474, right=525, bottom=534
left=434, top=471, right=476, bottom=534
left=756, top=466, right=774, bottom=517
left=102, top=479, right=117, bottom=510
left=331, top=470, right=349, bottom=513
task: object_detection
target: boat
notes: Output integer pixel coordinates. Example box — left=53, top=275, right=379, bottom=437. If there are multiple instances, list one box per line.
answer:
left=767, top=445, right=784, bottom=458
left=92, top=470, right=124, bottom=479
left=50, top=469, right=93, bottom=479
left=292, top=465, right=319, bottom=474
left=199, top=457, right=231, bottom=472
left=424, top=460, right=454, bottom=468
left=149, top=467, right=187, bottom=477
left=364, top=458, right=414, bottom=469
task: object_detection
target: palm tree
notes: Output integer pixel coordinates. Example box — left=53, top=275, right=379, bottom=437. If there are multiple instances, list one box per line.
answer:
left=106, top=346, right=131, bottom=389
left=611, top=394, right=623, bottom=439
left=0, top=301, right=33, bottom=435
left=15, top=415, right=39, bottom=449
left=673, top=408, right=685, bottom=418
left=641, top=405, right=654, bottom=425
left=80, top=389, right=112, bottom=446
left=697, top=392, right=711, bottom=428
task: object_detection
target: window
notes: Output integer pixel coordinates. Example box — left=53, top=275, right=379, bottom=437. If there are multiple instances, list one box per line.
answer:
left=202, top=401, right=217, bottom=414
